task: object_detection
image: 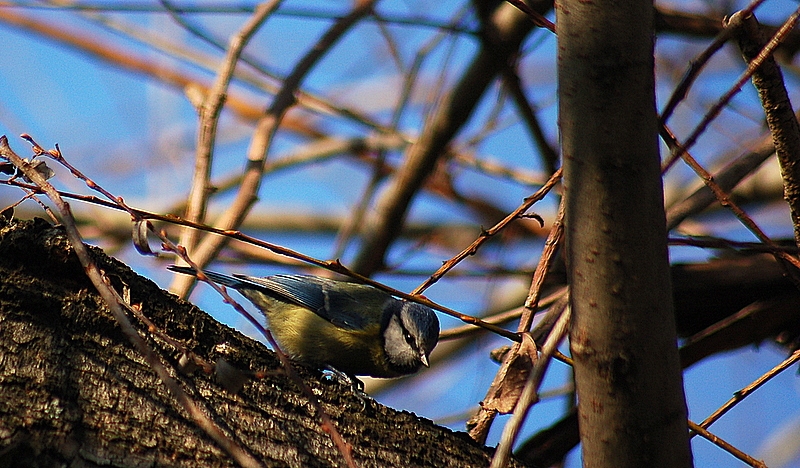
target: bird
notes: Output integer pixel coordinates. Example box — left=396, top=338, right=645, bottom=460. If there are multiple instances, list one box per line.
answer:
left=168, top=265, right=439, bottom=378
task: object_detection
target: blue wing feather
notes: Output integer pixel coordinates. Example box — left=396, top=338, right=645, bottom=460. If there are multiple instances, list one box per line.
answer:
left=233, top=274, right=372, bottom=330
left=168, top=266, right=378, bottom=331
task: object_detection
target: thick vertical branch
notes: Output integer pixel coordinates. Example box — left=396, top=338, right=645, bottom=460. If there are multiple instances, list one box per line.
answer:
left=732, top=11, right=800, bottom=248
left=558, top=0, right=693, bottom=466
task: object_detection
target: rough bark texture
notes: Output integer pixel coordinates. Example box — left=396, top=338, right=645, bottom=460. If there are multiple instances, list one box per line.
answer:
left=0, top=217, right=517, bottom=468
left=558, top=0, right=693, bottom=466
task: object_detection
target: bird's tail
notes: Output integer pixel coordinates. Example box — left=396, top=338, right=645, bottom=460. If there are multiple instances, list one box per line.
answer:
left=167, top=265, right=247, bottom=289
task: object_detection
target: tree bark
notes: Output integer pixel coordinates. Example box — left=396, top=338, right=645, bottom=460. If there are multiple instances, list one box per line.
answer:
left=0, top=217, right=519, bottom=468
left=558, top=0, right=693, bottom=466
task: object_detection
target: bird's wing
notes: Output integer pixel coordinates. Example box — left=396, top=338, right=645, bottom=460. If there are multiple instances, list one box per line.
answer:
left=234, top=274, right=373, bottom=330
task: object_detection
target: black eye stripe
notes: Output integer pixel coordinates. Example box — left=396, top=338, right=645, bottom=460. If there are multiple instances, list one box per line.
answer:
left=395, top=306, right=419, bottom=350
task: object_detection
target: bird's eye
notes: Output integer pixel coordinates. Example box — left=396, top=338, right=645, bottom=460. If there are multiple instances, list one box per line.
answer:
left=403, top=330, right=414, bottom=344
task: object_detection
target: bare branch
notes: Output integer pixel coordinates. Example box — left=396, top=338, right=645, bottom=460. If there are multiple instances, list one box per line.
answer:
left=172, top=0, right=378, bottom=297
left=353, top=2, right=536, bottom=275
left=732, top=11, right=800, bottom=248
left=180, top=1, right=283, bottom=257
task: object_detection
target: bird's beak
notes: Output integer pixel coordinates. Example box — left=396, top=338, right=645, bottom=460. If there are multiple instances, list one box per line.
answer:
left=420, top=353, right=430, bottom=367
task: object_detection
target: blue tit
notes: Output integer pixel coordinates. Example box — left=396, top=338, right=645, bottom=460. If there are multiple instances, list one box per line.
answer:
left=168, top=266, right=439, bottom=378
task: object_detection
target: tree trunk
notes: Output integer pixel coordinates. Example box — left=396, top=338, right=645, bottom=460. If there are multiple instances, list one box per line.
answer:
left=558, top=0, right=694, bottom=465
left=0, top=217, right=519, bottom=468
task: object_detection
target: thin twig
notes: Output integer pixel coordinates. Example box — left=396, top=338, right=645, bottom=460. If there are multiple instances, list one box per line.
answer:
left=659, top=22, right=737, bottom=127
left=504, top=0, right=556, bottom=33
left=466, top=199, right=565, bottom=443
left=668, top=235, right=800, bottom=253
left=102, top=276, right=216, bottom=375
left=520, top=197, right=565, bottom=331
left=688, top=421, right=767, bottom=468
left=413, top=168, right=561, bottom=295
left=665, top=129, right=776, bottom=230
left=438, top=286, right=567, bottom=341
left=696, top=347, right=800, bottom=435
